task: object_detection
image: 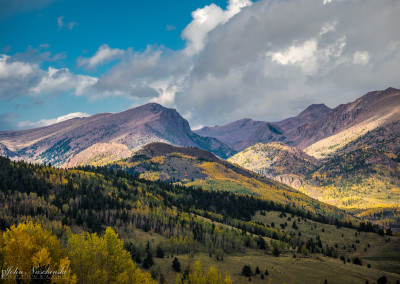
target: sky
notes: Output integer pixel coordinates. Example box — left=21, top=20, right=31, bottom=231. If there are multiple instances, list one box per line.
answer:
left=0, top=0, right=399, bottom=131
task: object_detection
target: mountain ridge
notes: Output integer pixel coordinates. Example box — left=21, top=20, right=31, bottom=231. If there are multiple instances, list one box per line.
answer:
left=0, top=103, right=235, bottom=166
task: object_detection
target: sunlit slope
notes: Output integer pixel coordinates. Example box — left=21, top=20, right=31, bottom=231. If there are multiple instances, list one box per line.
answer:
left=107, top=142, right=346, bottom=217
left=304, top=148, right=400, bottom=209
left=228, top=142, right=319, bottom=189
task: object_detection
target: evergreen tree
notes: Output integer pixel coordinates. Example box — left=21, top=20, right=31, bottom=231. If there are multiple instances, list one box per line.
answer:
left=156, top=245, right=165, bottom=258
left=241, top=266, right=252, bottom=277
left=172, top=257, right=181, bottom=272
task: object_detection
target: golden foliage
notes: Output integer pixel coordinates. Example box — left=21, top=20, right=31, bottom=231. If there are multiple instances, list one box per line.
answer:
left=67, top=227, right=155, bottom=284
left=177, top=260, right=232, bottom=284
left=1, top=221, right=76, bottom=283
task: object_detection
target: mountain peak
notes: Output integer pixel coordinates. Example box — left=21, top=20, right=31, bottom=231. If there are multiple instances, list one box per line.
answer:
left=383, top=87, right=399, bottom=93
left=134, top=102, right=169, bottom=112
left=299, top=104, right=331, bottom=116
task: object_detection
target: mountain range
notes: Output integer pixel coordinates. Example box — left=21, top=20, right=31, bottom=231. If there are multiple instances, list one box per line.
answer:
left=0, top=87, right=399, bottom=218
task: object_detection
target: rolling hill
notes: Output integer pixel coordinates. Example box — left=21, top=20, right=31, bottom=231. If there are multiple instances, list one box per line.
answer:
left=106, top=142, right=346, bottom=217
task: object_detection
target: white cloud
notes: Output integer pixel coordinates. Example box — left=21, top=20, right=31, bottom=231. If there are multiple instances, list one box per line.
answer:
left=182, top=0, right=252, bottom=56
left=269, top=39, right=319, bottom=74
left=57, top=15, right=78, bottom=30
left=17, top=112, right=90, bottom=129
left=77, top=44, right=126, bottom=70
left=0, top=54, right=37, bottom=78
left=353, top=51, right=370, bottom=65
left=175, top=0, right=400, bottom=126
left=29, top=67, right=98, bottom=96
left=93, top=45, right=190, bottom=102
left=0, top=54, right=98, bottom=99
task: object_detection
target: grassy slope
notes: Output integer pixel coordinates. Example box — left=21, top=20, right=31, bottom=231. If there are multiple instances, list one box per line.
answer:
left=110, top=150, right=347, bottom=219
left=120, top=211, right=400, bottom=284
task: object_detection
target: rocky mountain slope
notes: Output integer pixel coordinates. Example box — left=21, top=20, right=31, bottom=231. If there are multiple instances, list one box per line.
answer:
left=194, top=103, right=331, bottom=151
left=301, top=87, right=400, bottom=157
left=0, top=103, right=235, bottom=166
left=228, top=142, right=320, bottom=188
left=196, top=88, right=400, bottom=160
left=275, top=103, right=331, bottom=132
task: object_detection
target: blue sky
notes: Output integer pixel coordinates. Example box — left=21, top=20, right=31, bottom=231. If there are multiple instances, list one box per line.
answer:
left=0, top=0, right=399, bottom=130
left=0, top=0, right=228, bottom=129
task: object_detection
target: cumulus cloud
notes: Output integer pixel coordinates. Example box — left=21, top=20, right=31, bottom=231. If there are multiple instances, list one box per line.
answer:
left=30, top=67, right=98, bottom=96
left=174, top=0, right=400, bottom=126
left=0, top=54, right=98, bottom=99
left=17, top=112, right=90, bottom=129
left=182, top=0, right=251, bottom=55
left=57, top=15, right=78, bottom=30
left=77, top=44, right=126, bottom=70
left=92, top=45, right=189, bottom=105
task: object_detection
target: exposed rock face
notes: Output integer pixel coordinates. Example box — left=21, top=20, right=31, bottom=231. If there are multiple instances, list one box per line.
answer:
left=0, top=103, right=235, bottom=166
left=194, top=103, right=331, bottom=151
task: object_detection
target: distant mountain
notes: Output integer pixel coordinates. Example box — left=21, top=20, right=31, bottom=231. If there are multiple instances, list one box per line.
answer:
left=228, top=142, right=320, bottom=189
left=275, top=103, right=331, bottom=132
left=0, top=103, right=235, bottom=167
left=301, top=87, right=400, bottom=157
left=196, top=88, right=400, bottom=161
left=107, top=142, right=343, bottom=216
left=194, top=118, right=286, bottom=151
left=194, top=103, right=331, bottom=152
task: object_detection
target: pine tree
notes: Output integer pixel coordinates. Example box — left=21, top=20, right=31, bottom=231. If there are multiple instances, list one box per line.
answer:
left=172, top=257, right=181, bottom=272
left=156, top=245, right=165, bottom=258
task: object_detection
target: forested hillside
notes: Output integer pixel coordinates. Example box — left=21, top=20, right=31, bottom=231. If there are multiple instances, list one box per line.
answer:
left=1, top=156, right=398, bottom=283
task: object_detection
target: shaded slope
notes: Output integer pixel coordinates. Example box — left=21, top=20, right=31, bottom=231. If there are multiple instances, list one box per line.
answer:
left=194, top=118, right=285, bottom=151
